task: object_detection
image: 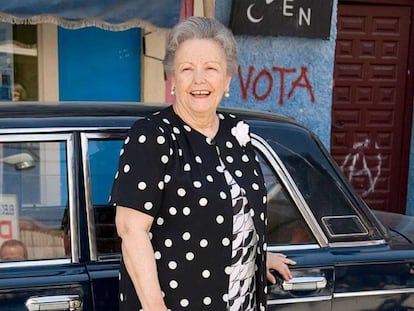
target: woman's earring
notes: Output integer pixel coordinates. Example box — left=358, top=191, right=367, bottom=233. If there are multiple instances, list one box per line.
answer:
left=171, top=86, right=175, bottom=96
left=224, top=90, right=230, bottom=98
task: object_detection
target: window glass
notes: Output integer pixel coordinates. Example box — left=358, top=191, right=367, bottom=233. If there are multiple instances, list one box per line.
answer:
left=0, top=141, right=69, bottom=261
left=0, top=24, right=38, bottom=101
left=88, top=139, right=123, bottom=256
left=256, top=151, right=315, bottom=245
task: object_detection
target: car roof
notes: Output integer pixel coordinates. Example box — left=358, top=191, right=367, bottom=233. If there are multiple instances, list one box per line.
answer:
left=0, top=102, right=306, bottom=132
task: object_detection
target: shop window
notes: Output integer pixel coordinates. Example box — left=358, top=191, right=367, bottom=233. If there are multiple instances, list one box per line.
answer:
left=0, top=24, right=38, bottom=101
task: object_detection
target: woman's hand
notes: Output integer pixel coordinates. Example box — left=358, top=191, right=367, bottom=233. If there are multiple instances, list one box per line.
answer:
left=266, top=252, right=296, bottom=284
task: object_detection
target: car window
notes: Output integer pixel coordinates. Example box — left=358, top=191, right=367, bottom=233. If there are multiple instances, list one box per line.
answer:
left=87, top=137, right=123, bottom=257
left=0, top=140, right=69, bottom=261
left=256, top=151, right=316, bottom=245
left=251, top=122, right=384, bottom=242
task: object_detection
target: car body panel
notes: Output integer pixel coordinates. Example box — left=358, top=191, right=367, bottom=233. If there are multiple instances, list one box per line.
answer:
left=0, top=103, right=413, bottom=311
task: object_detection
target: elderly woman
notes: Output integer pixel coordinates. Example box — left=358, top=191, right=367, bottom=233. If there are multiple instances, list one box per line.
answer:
left=112, top=16, right=294, bottom=311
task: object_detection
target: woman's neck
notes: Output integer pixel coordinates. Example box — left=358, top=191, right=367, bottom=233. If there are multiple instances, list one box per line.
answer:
left=173, top=105, right=219, bottom=139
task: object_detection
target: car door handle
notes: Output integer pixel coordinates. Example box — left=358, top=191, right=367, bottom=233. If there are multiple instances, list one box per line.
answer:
left=25, top=295, right=82, bottom=311
left=282, top=276, right=327, bottom=291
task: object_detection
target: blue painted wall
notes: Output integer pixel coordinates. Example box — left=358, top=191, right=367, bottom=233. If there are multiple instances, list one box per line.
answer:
left=58, top=27, right=141, bottom=101
left=216, top=0, right=337, bottom=149
left=407, top=113, right=414, bottom=216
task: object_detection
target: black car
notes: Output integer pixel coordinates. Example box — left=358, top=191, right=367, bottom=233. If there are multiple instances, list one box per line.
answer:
left=0, top=103, right=413, bottom=311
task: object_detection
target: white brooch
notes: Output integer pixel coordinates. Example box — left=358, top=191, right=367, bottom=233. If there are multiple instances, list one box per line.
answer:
left=231, top=121, right=250, bottom=147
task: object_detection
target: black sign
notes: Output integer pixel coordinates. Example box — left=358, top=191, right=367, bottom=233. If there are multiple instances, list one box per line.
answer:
left=230, top=0, right=333, bottom=39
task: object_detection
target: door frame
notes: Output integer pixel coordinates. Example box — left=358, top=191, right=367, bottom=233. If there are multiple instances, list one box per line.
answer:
left=335, top=0, right=414, bottom=213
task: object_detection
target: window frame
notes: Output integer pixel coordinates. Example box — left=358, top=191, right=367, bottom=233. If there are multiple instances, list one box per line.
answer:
left=0, top=132, right=77, bottom=265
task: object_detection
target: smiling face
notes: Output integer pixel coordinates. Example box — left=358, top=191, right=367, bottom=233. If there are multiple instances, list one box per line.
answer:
left=171, top=38, right=232, bottom=124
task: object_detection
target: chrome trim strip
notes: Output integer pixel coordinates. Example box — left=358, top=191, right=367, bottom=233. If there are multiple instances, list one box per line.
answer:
left=268, top=244, right=320, bottom=252
left=66, top=134, right=79, bottom=264
left=81, top=133, right=97, bottom=261
left=251, top=134, right=329, bottom=247
left=328, top=239, right=386, bottom=248
left=268, top=295, right=332, bottom=305
left=334, top=288, right=414, bottom=298
left=0, top=258, right=71, bottom=269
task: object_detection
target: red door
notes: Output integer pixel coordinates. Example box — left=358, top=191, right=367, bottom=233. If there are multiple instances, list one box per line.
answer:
left=331, top=4, right=411, bottom=214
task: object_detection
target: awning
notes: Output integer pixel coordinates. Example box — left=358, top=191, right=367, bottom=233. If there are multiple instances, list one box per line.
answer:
left=0, top=0, right=181, bottom=31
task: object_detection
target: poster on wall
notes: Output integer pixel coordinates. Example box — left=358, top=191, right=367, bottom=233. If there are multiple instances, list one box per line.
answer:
left=0, top=194, right=19, bottom=246
left=230, top=0, right=333, bottom=39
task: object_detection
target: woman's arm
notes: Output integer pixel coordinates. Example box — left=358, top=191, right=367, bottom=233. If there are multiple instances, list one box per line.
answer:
left=116, top=205, right=168, bottom=311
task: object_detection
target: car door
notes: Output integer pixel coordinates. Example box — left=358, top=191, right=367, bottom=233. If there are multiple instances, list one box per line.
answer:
left=252, top=134, right=334, bottom=310
left=0, top=133, right=92, bottom=311
left=251, top=124, right=414, bottom=310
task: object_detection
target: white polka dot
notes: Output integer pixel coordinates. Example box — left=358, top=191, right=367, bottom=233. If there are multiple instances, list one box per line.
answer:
left=199, top=198, right=208, bottom=206
left=216, top=165, right=224, bottom=173
left=184, top=125, right=191, bottom=132
left=226, top=141, right=233, bottom=148
left=177, top=188, right=186, bottom=197
left=138, top=135, right=146, bottom=143
left=120, top=148, right=124, bottom=156
left=218, top=113, right=224, bottom=119
left=206, top=175, right=214, bottom=182
left=162, top=118, right=170, bottom=124
left=252, top=183, right=259, bottom=190
left=173, top=127, right=180, bottom=134
left=260, top=212, right=265, bottom=221
left=235, top=170, right=242, bottom=177
left=158, top=181, right=165, bottom=190
left=203, top=297, right=212, bottom=305
left=184, top=163, right=191, bottom=171
left=219, top=192, right=227, bottom=199
left=138, top=182, right=146, bottom=190
left=161, top=155, right=169, bottom=164
left=200, top=239, right=208, bottom=247
left=263, top=195, right=267, bottom=204
left=216, top=215, right=224, bottom=224
left=171, top=133, right=176, bottom=141
left=123, top=164, right=130, bottom=173
left=183, top=207, right=191, bottom=215
left=222, top=237, right=230, bottom=246
left=195, top=156, right=202, bottom=163
left=164, top=175, right=171, bottom=183
left=182, top=232, right=191, bottom=240
left=154, top=251, right=161, bottom=260
left=178, top=149, right=183, bottom=156
left=156, top=217, right=164, bottom=225
left=169, top=280, right=178, bottom=289
left=169, top=207, right=177, bottom=215
left=254, top=169, right=259, bottom=176
left=168, top=261, right=177, bottom=270
left=222, top=293, right=229, bottom=302
left=157, top=136, right=166, bottom=144
left=202, top=270, right=210, bottom=278
left=224, top=266, right=232, bottom=275
left=165, top=239, right=173, bottom=247
left=180, top=299, right=189, bottom=307
left=242, top=154, right=249, bottom=162
left=206, top=138, right=213, bottom=144
left=144, top=202, right=153, bottom=210
left=120, top=292, right=124, bottom=301
left=186, top=252, right=194, bottom=261
left=114, top=171, right=119, bottom=179
left=250, top=209, right=255, bottom=217
left=124, top=136, right=130, bottom=144
left=193, top=181, right=202, bottom=188
left=169, top=148, right=174, bottom=155
left=226, top=156, right=234, bottom=163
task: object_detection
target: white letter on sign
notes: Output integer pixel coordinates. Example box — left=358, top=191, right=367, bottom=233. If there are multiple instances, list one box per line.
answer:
left=283, top=0, right=294, bottom=16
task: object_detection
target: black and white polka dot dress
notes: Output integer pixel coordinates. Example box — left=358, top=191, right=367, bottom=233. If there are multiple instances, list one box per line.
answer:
left=111, top=106, right=268, bottom=311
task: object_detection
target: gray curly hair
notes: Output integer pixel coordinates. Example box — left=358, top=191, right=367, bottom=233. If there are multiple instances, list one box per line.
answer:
left=164, top=16, right=238, bottom=78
